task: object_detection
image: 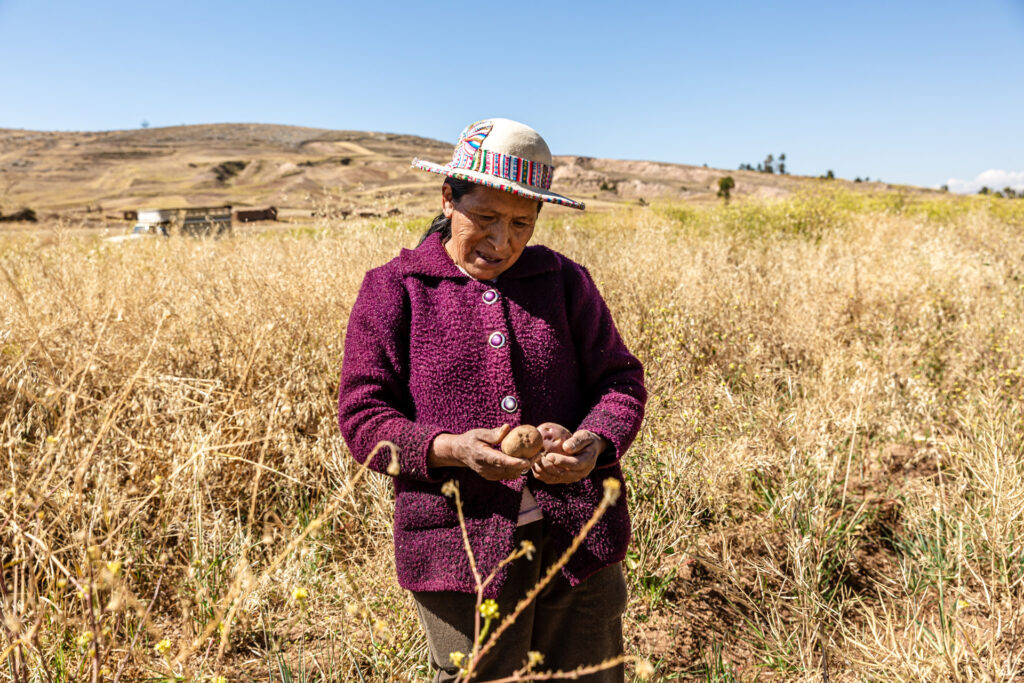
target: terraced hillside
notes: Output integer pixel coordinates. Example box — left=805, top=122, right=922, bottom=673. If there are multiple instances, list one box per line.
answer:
left=0, top=123, right=902, bottom=226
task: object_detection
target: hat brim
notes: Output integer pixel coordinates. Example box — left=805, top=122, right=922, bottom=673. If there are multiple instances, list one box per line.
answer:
left=412, top=158, right=585, bottom=211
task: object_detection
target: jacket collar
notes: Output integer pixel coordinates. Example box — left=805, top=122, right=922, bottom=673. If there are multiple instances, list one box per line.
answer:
left=400, top=232, right=559, bottom=280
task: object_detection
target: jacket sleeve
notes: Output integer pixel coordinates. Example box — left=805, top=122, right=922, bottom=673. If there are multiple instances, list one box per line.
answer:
left=337, top=265, right=444, bottom=482
left=564, top=260, right=647, bottom=467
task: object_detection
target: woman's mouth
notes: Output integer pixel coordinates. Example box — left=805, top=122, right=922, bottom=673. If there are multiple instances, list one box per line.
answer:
left=475, top=250, right=503, bottom=265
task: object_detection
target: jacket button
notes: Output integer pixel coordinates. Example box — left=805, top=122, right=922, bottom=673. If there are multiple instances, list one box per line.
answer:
left=488, top=332, right=506, bottom=349
left=482, top=289, right=499, bottom=305
left=500, top=396, right=518, bottom=413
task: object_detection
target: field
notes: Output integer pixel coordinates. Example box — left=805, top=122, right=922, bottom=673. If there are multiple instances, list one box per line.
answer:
left=2, top=189, right=1024, bottom=681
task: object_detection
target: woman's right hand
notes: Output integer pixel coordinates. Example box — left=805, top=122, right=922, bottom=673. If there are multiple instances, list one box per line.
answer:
left=428, top=425, right=537, bottom=481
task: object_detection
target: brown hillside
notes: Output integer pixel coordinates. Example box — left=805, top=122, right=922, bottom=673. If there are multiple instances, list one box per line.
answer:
left=0, top=123, right=898, bottom=224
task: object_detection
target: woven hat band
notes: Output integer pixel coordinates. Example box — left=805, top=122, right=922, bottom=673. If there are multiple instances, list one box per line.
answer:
left=451, top=149, right=555, bottom=191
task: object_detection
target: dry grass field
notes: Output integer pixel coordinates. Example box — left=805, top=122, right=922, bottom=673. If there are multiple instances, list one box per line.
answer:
left=3, top=188, right=1024, bottom=681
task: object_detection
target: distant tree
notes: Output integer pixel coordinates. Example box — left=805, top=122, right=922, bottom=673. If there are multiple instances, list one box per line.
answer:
left=141, top=120, right=150, bottom=129
left=1003, top=186, right=1017, bottom=199
left=854, top=177, right=862, bottom=183
left=778, top=153, right=786, bottom=174
left=979, top=186, right=990, bottom=195
left=824, top=170, right=835, bottom=180
left=757, top=163, right=763, bottom=172
left=717, top=176, right=736, bottom=203
left=940, top=184, right=949, bottom=192
left=764, top=154, right=775, bottom=174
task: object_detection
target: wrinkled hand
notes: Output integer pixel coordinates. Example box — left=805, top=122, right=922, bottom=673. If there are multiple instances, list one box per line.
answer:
left=429, top=424, right=539, bottom=481
left=532, top=426, right=609, bottom=485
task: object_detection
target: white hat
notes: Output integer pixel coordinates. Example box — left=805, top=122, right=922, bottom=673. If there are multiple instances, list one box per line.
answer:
left=412, top=118, right=585, bottom=210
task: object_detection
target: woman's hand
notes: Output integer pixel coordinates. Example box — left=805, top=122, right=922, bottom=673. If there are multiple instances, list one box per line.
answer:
left=532, top=428, right=610, bottom=485
left=428, top=425, right=538, bottom=481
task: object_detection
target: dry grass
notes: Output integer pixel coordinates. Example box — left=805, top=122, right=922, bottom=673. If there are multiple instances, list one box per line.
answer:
left=2, top=189, right=1024, bottom=681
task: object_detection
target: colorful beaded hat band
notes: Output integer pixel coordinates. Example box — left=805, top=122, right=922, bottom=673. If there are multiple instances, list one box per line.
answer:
left=411, top=118, right=585, bottom=210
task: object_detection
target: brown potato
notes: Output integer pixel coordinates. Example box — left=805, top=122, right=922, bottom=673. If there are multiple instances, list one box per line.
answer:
left=500, top=425, right=543, bottom=460
left=537, top=422, right=572, bottom=455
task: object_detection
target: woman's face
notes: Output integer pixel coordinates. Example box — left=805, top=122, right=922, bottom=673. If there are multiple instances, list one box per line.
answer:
left=442, top=183, right=540, bottom=280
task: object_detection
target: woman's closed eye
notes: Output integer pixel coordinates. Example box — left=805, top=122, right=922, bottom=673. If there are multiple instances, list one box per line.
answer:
left=471, top=212, right=531, bottom=229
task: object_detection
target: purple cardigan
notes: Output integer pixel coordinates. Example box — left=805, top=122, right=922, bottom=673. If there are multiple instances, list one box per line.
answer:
left=337, top=232, right=646, bottom=597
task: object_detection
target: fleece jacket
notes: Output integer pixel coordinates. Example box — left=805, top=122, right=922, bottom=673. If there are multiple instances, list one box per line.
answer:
left=337, top=232, right=646, bottom=597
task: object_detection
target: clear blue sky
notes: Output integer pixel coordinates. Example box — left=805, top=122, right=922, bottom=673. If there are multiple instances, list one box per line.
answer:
left=2, top=0, right=1022, bottom=191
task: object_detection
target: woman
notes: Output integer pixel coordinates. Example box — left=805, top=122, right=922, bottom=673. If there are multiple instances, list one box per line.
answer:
left=338, top=118, right=646, bottom=681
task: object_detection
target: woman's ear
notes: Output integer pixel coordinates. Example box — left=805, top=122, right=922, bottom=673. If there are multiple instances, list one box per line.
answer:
left=441, top=183, right=455, bottom=219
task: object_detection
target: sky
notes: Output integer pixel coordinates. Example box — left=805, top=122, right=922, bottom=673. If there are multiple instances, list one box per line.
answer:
left=1, top=0, right=1022, bottom=192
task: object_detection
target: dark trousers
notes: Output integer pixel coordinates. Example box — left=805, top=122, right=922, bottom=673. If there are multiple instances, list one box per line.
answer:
left=412, top=520, right=628, bottom=682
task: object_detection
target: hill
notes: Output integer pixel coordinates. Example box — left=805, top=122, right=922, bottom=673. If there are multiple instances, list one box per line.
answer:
left=0, top=123, right=903, bottom=225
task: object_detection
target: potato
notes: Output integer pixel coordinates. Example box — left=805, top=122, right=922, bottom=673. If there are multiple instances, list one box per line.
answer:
left=538, top=422, right=572, bottom=455
left=500, top=425, right=543, bottom=460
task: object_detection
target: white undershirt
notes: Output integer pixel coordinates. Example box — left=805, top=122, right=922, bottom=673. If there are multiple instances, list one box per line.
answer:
left=455, top=263, right=544, bottom=527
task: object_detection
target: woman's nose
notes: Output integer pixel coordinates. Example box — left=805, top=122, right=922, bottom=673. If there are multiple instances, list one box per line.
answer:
left=487, top=221, right=510, bottom=250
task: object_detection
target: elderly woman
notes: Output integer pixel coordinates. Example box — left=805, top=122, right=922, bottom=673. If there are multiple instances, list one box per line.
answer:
left=338, top=118, right=646, bottom=681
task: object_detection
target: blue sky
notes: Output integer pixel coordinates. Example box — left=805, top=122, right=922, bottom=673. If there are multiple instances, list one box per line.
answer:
left=1, top=0, right=1022, bottom=191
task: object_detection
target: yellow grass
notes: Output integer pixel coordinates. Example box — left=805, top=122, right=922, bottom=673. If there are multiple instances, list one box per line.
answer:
left=2, top=189, right=1023, bottom=681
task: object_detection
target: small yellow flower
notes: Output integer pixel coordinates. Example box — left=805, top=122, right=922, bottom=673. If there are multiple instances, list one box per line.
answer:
left=636, top=659, right=655, bottom=679
left=76, top=631, right=94, bottom=649
left=373, top=619, right=391, bottom=639
left=46, top=435, right=58, bottom=443
left=527, top=650, right=544, bottom=667
left=441, top=480, right=458, bottom=498
left=56, top=578, right=68, bottom=589
left=449, top=650, right=465, bottom=667
left=291, top=586, right=308, bottom=602
left=211, top=677, right=228, bottom=683
left=154, top=638, right=172, bottom=655
left=602, top=478, right=622, bottom=505
left=479, top=599, right=499, bottom=620
left=106, top=560, right=122, bottom=576
left=519, top=540, right=536, bottom=561
left=957, top=598, right=969, bottom=610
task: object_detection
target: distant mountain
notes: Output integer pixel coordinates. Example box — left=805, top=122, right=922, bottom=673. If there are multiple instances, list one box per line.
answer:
left=0, top=123, right=896, bottom=224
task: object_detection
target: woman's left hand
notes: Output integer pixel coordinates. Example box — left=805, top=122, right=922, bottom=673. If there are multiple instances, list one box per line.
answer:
left=532, top=429, right=610, bottom=485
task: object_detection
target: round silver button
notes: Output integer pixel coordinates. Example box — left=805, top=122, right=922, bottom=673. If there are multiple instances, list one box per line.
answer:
left=500, top=396, right=518, bottom=413
left=488, top=332, right=506, bottom=349
left=482, top=289, right=499, bottom=305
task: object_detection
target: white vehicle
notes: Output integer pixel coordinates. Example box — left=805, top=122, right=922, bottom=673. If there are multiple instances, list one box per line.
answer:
left=132, top=208, right=175, bottom=236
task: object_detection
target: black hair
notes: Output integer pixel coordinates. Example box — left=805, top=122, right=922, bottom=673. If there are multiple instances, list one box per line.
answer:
left=417, top=176, right=542, bottom=246
left=417, top=177, right=477, bottom=246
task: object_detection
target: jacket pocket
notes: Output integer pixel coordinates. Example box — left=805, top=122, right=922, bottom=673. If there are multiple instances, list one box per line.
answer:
left=394, top=484, right=459, bottom=532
